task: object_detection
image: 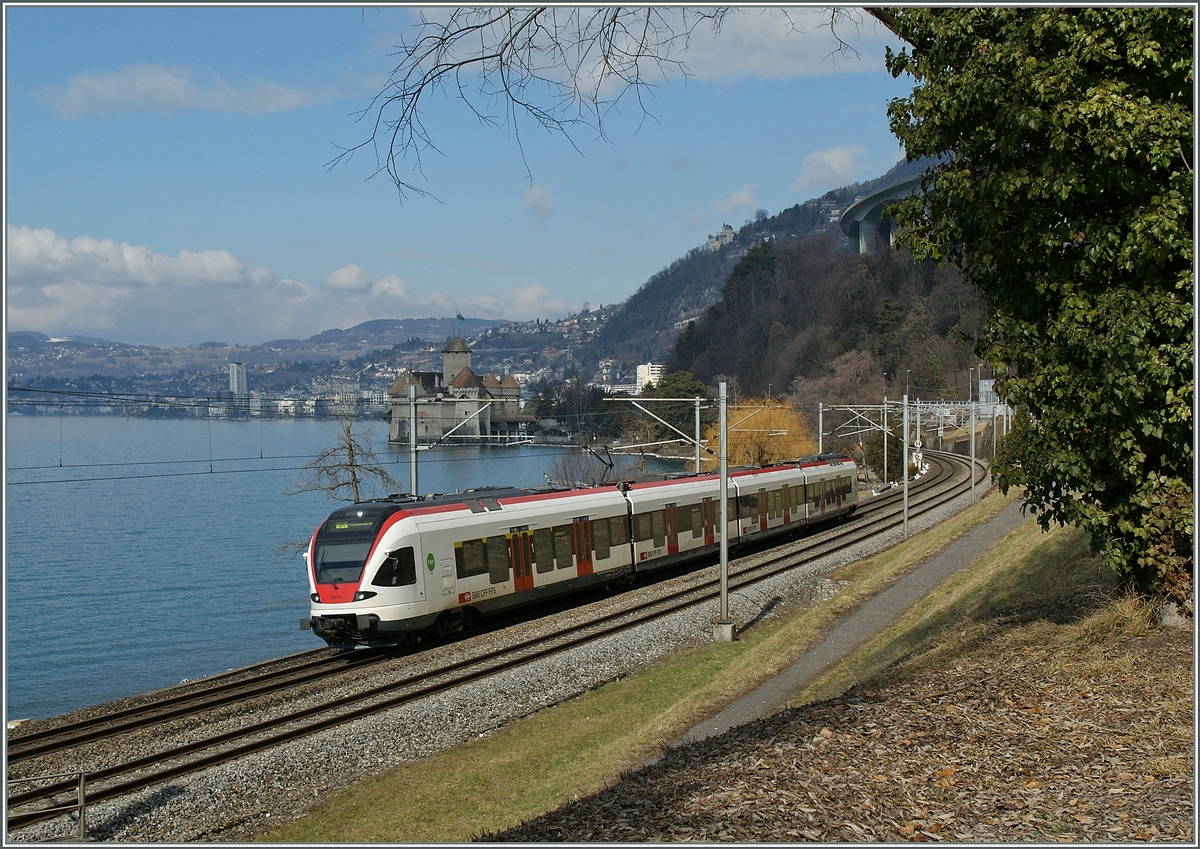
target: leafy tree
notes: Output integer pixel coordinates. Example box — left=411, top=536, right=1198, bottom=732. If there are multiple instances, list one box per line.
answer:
left=721, top=240, right=778, bottom=319
left=880, top=7, right=1193, bottom=609
left=861, top=420, right=912, bottom=486
left=636, top=370, right=710, bottom=444
left=341, top=6, right=1193, bottom=610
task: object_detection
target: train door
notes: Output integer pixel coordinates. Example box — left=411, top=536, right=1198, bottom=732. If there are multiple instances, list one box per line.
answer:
left=781, top=484, right=791, bottom=524
left=757, top=489, right=768, bottom=532
left=702, top=498, right=716, bottom=545
left=664, top=504, right=680, bottom=555
left=571, top=518, right=594, bottom=576
left=510, top=530, right=534, bottom=592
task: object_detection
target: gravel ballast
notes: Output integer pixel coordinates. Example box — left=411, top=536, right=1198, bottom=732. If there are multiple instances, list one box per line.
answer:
left=8, top=480, right=985, bottom=842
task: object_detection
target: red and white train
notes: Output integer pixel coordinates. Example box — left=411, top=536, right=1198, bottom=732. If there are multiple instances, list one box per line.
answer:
left=302, top=455, right=857, bottom=648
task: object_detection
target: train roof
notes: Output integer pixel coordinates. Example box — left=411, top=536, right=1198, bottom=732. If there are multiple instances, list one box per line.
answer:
left=327, top=453, right=856, bottom=521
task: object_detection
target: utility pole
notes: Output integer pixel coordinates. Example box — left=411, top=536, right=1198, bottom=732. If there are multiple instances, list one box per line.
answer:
left=915, top=400, right=921, bottom=471
left=902, top=394, right=909, bottom=538
left=969, top=368, right=976, bottom=502
left=714, top=381, right=734, bottom=642
left=408, top=384, right=418, bottom=496
left=818, top=401, right=823, bottom=454
left=882, top=396, right=888, bottom=487
left=694, top=397, right=702, bottom=474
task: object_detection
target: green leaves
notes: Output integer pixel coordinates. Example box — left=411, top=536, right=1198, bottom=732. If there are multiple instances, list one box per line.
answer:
left=885, top=7, right=1194, bottom=610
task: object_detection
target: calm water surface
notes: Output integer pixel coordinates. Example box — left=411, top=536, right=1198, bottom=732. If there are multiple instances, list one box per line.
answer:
left=4, top=415, right=584, bottom=720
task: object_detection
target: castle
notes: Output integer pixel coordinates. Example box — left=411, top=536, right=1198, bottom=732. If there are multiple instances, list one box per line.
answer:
left=384, top=337, right=531, bottom=444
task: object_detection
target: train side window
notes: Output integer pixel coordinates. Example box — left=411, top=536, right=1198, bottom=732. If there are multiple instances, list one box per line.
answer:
left=769, top=489, right=781, bottom=519
left=533, top=527, right=554, bottom=573
left=553, top=525, right=574, bottom=567
left=677, top=505, right=693, bottom=534
left=609, top=516, right=629, bottom=546
left=455, top=539, right=488, bottom=579
left=650, top=510, right=666, bottom=547
left=486, top=536, right=510, bottom=584
left=633, top=513, right=653, bottom=542
left=690, top=505, right=703, bottom=538
left=593, top=519, right=611, bottom=559
left=372, top=546, right=416, bottom=587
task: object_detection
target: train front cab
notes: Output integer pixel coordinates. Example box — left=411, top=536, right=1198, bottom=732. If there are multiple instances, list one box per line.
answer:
left=304, top=505, right=438, bottom=647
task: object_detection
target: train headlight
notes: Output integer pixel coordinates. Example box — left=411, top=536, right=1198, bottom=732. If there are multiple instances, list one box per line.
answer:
left=353, top=591, right=377, bottom=601
left=310, top=593, right=320, bottom=603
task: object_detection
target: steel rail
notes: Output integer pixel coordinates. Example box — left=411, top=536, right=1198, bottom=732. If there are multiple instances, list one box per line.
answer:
left=5, top=650, right=384, bottom=763
left=7, top=452, right=982, bottom=832
left=9, top=454, right=952, bottom=764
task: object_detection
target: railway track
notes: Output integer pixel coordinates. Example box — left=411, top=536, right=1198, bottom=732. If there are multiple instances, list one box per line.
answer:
left=6, top=451, right=985, bottom=833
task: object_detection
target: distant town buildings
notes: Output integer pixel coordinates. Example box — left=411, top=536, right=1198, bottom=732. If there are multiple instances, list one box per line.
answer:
left=385, top=337, right=531, bottom=445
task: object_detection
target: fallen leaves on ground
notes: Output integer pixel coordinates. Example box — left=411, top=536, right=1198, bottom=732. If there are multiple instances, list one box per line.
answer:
left=482, top=600, right=1193, bottom=842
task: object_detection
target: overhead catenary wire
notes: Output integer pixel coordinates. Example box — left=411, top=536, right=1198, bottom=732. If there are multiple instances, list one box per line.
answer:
left=5, top=443, right=603, bottom=487
left=5, top=386, right=723, bottom=487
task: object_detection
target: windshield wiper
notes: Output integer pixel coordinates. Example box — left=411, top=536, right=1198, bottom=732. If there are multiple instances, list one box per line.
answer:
left=317, top=549, right=339, bottom=588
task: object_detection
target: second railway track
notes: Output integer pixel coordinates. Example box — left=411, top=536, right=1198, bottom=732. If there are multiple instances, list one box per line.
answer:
left=7, top=451, right=987, bottom=837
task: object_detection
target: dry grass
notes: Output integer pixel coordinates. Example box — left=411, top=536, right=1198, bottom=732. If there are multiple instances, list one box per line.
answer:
left=260, top=490, right=1192, bottom=843
left=488, top=530, right=1193, bottom=843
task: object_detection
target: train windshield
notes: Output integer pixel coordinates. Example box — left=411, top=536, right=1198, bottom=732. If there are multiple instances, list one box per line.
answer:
left=312, top=504, right=401, bottom=586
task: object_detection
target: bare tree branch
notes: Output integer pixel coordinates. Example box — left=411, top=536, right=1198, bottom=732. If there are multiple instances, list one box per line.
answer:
left=862, top=7, right=902, bottom=38
left=330, top=6, right=729, bottom=200
left=287, top=395, right=399, bottom=503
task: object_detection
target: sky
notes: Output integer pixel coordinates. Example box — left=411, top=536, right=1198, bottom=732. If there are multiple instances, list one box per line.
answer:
left=4, top=4, right=911, bottom=349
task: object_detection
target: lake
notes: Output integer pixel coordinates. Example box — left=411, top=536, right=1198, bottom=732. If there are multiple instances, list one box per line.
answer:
left=5, top=415, right=643, bottom=721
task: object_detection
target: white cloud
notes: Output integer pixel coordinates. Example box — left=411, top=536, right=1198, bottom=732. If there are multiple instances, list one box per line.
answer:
left=522, top=184, right=555, bottom=220
left=35, top=63, right=349, bottom=120
left=794, top=144, right=868, bottom=189
left=6, top=226, right=246, bottom=288
left=682, top=7, right=901, bottom=81
left=4, top=225, right=571, bottom=345
left=323, top=264, right=373, bottom=291
left=711, top=186, right=756, bottom=216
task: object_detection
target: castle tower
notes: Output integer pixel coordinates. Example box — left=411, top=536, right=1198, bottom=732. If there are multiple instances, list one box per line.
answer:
left=442, top=337, right=471, bottom=386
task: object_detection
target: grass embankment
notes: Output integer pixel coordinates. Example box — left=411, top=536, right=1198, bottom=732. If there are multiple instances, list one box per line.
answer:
left=261, top=490, right=1131, bottom=843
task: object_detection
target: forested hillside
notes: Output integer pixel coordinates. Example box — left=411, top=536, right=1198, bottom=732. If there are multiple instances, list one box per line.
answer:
left=591, top=158, right=930, bottom=364
left=666, top=235, right=986, bottom=408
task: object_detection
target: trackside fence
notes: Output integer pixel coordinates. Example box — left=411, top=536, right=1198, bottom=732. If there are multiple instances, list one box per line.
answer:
left=7, top=771, right=89, bottom=841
